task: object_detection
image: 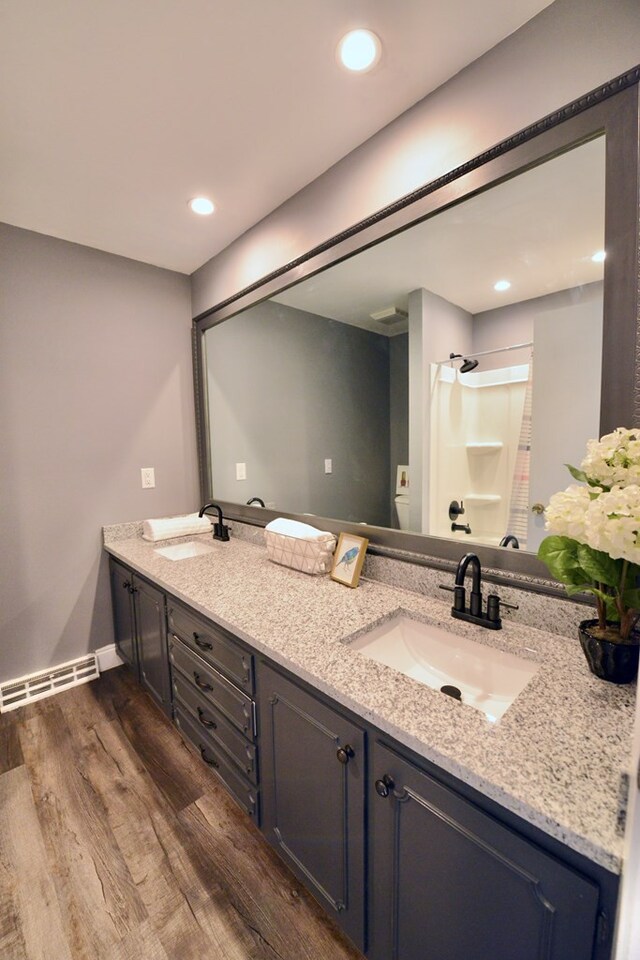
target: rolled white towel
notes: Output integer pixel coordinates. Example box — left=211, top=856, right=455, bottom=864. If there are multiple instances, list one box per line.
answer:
left=142, top=513, right=212, bottom=542
left=265, top=517, right=334, bottom=541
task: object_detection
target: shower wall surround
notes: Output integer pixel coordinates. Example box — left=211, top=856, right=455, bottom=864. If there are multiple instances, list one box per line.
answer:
left=429, top=363, right=529, bottom=546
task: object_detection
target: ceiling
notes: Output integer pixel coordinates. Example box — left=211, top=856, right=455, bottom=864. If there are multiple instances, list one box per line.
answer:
left=1, top=0, right=553, bottom=275
left=274, top=136, right=606, bottom=329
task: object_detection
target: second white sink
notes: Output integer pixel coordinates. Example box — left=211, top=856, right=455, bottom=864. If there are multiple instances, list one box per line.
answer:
left=347, top=614, right=539, bottom=722
left=154, top=540, right=216, bottom=561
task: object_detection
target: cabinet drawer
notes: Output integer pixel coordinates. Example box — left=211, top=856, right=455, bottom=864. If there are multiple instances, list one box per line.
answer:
left=175, top=705, right=259, bottom=821
left=168, top=601, right=253, bottom=693
left=169, top=637, right=255, bottom=739
left=173, top=672, right=258, bottom=784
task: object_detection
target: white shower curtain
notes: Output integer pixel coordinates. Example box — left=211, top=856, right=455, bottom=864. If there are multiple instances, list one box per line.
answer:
left=506, top=359, right=533, bottom=547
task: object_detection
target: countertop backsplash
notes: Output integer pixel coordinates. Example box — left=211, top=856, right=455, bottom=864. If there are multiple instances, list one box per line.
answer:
left=222, top=518, right=592, bottom=640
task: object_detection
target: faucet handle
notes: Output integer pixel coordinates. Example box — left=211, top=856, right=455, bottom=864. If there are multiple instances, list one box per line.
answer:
left=439, top=583, right=466, bottom=612
left=448, top=499, right=465, bottom=520
left=486, top=593, right=519, bottom=624
left=500, top=599, right=519, bottom=611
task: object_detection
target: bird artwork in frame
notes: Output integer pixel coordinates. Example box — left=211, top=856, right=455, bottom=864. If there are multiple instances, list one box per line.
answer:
left=330, top=533, right=369, bottom=588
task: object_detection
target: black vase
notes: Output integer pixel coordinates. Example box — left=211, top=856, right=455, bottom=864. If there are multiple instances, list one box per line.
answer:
left=578, top=619, right=640, bottom=684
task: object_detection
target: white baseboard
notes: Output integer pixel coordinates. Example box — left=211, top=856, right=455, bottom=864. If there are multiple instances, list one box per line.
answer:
left=95, top=644, right=124, bottom=672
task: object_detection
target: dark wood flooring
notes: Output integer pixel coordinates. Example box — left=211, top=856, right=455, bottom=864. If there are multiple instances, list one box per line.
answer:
left=0, top=667, right=364, bottom=960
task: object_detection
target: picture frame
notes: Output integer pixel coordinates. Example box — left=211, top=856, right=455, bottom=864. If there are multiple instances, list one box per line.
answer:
left=330, top=532, right=369, bottom=588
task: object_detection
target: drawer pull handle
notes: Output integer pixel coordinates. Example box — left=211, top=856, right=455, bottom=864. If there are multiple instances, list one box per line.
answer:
left=375, top=774, right=395, bottom=798
left=199, top=746, right=219, bottom=768
left=197, top=707, right=217, bottom=729
left=193, top=672, right=213, bottom=692
left=194, top=633, right=213, bottom=651
left=336, top=744, right=355, bottom=765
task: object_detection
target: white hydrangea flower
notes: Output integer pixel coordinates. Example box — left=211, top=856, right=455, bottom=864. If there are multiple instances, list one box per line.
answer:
left=581, top=428, right=640, bottom=489
left=544, top=484, right=591, bottom=542
left=584, top=484, right=640, bottom=563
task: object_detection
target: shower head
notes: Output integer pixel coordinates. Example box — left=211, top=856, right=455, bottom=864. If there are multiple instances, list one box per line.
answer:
left=449, top=353, right=479, bottom=373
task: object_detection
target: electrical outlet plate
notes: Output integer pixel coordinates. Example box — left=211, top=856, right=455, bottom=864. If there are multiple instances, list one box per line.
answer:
left=324, top=458, right=332, bottom=474
left=235, top=462, right=247, bottom=481
left=141, top=467, right=155, bottom=489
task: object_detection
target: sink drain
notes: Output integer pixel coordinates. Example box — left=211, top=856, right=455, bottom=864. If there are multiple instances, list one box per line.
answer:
left=440, top=684, right=462, bottom=701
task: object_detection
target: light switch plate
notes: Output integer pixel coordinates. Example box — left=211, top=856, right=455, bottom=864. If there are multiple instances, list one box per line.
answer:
left=236, top=462, right=247, bottom=481
left=324, top=458, right=332, bottom=474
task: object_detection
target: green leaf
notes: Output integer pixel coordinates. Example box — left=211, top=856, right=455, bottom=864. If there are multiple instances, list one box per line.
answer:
left=565, top=463, right=588, bottom=483
left=625, top=564, right=640, bottom=588
left=576, top=544, right=621, bottom=589
left=538, top=536, right=590, bottom=586
left=622, top=587, right=640, bottom=610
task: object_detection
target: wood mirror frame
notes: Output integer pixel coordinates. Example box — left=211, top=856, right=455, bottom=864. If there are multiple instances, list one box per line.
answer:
left=192, top=67, right=640, bottom=588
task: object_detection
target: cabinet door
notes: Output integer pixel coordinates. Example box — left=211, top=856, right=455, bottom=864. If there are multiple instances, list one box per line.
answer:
left=109, top=559, right=138, bottom=675
left=134, top=575, right=171, bottom=716
left=370, top=740, right=601, bottom=960
left=258, top=664, right=366, bottom=953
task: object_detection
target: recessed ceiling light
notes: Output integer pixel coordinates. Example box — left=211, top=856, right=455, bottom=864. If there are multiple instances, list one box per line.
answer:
left=591, top=250, right=606, bottom=263
left=494, top=279, right=511, bottom=292
left=337, top=29, right=381, bottom=73
left=189, top=197, right=215, bottom=216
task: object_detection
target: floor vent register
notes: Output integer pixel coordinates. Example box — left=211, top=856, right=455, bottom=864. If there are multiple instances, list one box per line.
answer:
left=0, top=654, right=100, bottom=712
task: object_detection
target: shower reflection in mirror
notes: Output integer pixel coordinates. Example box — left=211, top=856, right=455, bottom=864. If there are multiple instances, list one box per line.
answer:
left=430, top=341, right=533, bottom=550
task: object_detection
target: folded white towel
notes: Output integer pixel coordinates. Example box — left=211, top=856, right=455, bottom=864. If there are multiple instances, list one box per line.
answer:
left=264, top=518, right=336, bottom=575
left=142, top=514, right=212, bottom=542
left=264, top=518, right=334, bottom=541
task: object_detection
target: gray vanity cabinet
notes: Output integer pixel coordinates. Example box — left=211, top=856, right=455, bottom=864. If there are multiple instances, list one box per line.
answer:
left=257, top=663, right=366, bottom=953
left=369, top=739, right=602, bottom=960
left=108, top=558, right=171, bottom=716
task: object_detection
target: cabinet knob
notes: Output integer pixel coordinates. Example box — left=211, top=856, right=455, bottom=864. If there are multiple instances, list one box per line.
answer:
left=122, top=580, right=130, bottom=591
left=375, top=774, right=395, bottom=798
left=336, top=744, right=355, bottom=765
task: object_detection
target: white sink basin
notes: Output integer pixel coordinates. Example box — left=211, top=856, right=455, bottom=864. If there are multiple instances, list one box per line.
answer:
left=347, top=615, right=539, bottom=722
left=154, top=540, right=216, bottom=561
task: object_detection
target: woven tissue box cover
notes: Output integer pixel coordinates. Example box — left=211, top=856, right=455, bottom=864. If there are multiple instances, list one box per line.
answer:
left=264, top=530, right=336, bottom=575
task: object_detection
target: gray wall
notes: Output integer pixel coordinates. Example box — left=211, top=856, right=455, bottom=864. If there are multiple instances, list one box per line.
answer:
left=0, top=223, right=197, bottom=683
left=191, top=0, right=640, bottom=318
left=473, top=280, right=603, bottom=365
left=205, top=300, right=391, bottom=526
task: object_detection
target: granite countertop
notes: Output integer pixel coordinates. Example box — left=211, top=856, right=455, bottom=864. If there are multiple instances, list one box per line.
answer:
left=103, top=527, right=636, bottom=874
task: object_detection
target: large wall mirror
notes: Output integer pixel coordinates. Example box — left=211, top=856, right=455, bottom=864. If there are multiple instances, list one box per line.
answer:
left=194, top=70, right=640, bottom=581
